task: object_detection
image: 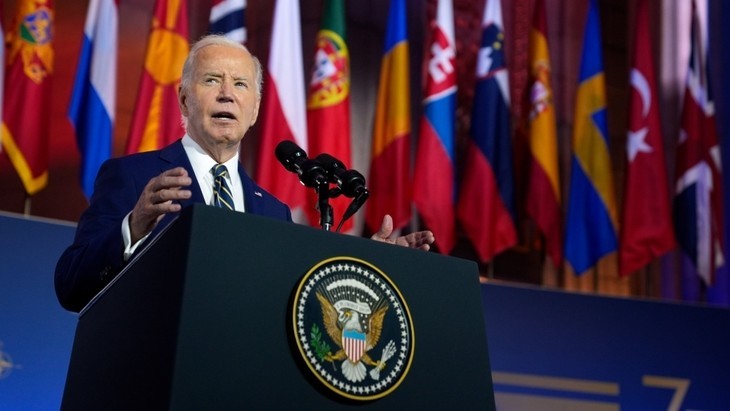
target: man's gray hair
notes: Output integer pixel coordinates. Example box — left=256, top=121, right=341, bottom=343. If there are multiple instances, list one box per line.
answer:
left=180, top=34, right=263, bottom=100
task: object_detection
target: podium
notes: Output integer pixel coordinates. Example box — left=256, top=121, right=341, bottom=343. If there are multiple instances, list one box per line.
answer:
left=61, top=205, right=495, bottom=409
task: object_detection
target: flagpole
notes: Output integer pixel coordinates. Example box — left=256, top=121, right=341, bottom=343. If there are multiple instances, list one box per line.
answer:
left=487, top=262, right=495, bottom=280
left=24, top=195, right=31, bottom=216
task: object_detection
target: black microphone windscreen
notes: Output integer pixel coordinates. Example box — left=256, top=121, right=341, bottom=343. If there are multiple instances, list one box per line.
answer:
left=275, top=140, right=307, bottom=173
left=275, top=140, right=300, bottom=161
left=316, top=153, right=345, bottom=169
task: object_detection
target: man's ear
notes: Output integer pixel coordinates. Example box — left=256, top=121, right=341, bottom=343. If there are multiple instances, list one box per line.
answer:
left=178, top=86, right=188, bottom=116
left=250, top=97, right=261, bottom=127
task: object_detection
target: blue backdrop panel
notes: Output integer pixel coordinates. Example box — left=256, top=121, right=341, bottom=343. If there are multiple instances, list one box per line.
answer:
left=482, top=283, right=730, bottom=410
left=3, top=212, right=730, bottom=410
left=0, top=213, right=77, bottom=410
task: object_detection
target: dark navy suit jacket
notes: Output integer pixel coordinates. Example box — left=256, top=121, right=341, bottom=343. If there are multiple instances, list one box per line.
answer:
left=55, top=140, right=292, bottom=312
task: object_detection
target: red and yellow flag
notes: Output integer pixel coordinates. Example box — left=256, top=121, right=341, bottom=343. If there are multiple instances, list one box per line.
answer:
left=526, top=0, right=562, bottom=267
left=1, top=0, right=54, bottom=195
left=366, top=0, right=411, bottom=234
left=125, top=0, right=188, bottom=154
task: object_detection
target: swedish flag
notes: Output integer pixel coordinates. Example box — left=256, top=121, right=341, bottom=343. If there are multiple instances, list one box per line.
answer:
left=565, top=0, right=618, bottom=275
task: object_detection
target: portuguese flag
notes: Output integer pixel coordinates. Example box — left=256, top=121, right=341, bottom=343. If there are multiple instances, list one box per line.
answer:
left=306, top=0, right=353, bottom=232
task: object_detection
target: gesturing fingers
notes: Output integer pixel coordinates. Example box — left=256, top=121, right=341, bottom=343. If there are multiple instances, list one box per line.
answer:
left=130, top=168, right=193, bottom=242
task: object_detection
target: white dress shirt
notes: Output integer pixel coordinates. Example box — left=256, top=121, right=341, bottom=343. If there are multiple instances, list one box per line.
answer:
left=181, top=134, right=245, bottom=212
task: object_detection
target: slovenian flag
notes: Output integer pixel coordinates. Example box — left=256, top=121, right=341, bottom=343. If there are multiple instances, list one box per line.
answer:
left=456, top=0, right=516, bottom=263
left=69, top=0, right=117, bottom=198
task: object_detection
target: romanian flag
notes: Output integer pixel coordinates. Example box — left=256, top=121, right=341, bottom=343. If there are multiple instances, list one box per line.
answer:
left=456, top=0, right=516, bottom=263
left=208, top=0, right=246, bottom=44
left=365, top=0, right=411, bottom=233
left=1, top=0, right=54, bottom=195
left=564, top=0, right=618, bottom=275
left=413, top=0, right=456, bottom=253
left=125, top=0, right=188, bottom=154
left=619, top=0, right=675, bottom=276
left=525, top=0, right=561, bottom=268
left=255, top=0, right=310, bottom=224
left=69, top=0, right=118, bottom=198
left=674, top=0, right=724, bottom=285
left=306, top=0, right=353, bottom=231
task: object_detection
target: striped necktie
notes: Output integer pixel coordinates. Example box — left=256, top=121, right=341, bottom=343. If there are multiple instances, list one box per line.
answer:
left=212, top=164, right=235, bottom=210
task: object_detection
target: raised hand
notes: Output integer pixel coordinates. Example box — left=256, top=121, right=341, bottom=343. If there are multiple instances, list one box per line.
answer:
left=370, top=214, right=435, bottom=251
left=129, top=167, right=192, bottom=243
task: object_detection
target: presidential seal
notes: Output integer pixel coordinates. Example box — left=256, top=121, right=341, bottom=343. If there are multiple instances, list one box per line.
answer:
left=292, top=257, right=414, bottom=401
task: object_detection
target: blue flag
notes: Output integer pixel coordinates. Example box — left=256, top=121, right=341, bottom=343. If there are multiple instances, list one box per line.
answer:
left=564, top=0, right=618, bottom=274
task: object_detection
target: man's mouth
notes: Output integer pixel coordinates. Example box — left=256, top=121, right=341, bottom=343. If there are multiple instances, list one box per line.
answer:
left=212, top=111, right=236, bottom=120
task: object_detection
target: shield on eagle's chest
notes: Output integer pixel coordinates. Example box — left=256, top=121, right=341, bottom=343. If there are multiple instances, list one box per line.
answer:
left=342, top=329, right=367, bottom=363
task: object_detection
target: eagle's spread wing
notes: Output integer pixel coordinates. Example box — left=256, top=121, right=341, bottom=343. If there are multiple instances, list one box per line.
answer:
left=316, top=292, right=342, bottom=347
left=366, top=305, right=388, bottom=349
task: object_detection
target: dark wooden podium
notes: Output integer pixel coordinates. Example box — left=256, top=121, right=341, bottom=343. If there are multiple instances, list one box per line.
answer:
left=61, top=204, right=495, bottom=409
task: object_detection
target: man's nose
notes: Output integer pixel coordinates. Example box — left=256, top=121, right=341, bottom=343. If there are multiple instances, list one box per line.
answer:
left=217, top=81, right=234, bottom=101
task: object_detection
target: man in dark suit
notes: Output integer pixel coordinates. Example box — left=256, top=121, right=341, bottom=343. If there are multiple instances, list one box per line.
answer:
left=55, top=35, right=434, bottom=312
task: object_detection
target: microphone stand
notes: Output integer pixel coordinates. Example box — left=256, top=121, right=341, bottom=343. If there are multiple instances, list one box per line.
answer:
left=316, top=180, right=334, bottom=231
left=335, top=189, right=370, bottom=232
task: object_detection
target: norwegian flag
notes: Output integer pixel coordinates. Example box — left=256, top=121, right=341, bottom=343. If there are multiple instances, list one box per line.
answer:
left=674, top=0, right=724, bottom=285
left=208, top=0, right=246, bottom=43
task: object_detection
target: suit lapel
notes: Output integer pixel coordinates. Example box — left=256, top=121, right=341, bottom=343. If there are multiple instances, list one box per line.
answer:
left=238, top=162, right=262, bottom=214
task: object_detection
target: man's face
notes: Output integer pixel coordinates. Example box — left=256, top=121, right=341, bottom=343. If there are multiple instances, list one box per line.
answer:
left=179, top=44, right=260, bottom=151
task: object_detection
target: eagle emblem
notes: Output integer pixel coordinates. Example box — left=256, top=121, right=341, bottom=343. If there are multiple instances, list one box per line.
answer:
left=292, top=257, right=414, bottom=400
left=316, top=289, right=392, bottom=382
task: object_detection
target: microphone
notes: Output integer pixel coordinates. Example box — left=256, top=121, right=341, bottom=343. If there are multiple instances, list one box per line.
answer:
left=314, top=153, right=368, bottom=198
left=315, top=153, right=370, bottom=232
left=275, top=141, right=327, bottom=188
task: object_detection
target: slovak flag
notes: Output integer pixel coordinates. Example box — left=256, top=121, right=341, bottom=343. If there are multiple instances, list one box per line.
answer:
left=68, top=0, right=117, bottom=198
left=456, top=0, right=517, bottom=263
left=673, top=0, right=724, bottom=285
left=413, top=0, right=457, bottom=254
